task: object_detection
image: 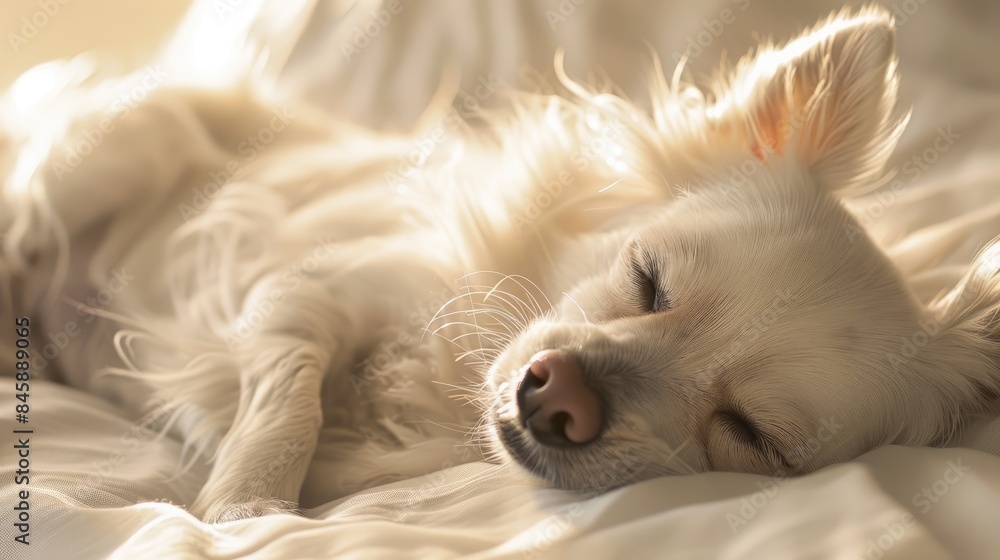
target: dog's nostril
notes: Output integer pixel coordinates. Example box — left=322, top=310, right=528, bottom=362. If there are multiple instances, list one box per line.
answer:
left=516, top=349, right=603, bottom=446
left=522, top=367, right=547, bottom=390
left=548, top=411, right=570, bottom=438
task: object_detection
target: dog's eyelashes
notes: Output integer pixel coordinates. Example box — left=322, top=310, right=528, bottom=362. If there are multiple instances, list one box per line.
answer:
left=627, top=253, right=670, bottom=313
left=716, top=411, right=791, bottom=469
left=630, top=264, right=658, bottom=312
left=716, top=411, right=763, bottom=448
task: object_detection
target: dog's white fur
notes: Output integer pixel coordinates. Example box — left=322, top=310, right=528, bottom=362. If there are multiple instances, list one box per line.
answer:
left=2, top=7, right=1000, bottom=521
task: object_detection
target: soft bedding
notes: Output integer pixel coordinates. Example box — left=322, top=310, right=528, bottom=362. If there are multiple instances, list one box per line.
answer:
left=4, top=380, right=1000, bottom=559
left=4, top=0, right=1000, bottom=558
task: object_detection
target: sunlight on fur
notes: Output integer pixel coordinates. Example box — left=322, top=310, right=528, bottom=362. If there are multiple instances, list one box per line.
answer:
left=2, top=5, right=1000, bottom=523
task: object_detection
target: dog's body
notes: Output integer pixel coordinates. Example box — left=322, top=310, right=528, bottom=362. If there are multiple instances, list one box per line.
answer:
left=3, top=7, right=1000, bottom=522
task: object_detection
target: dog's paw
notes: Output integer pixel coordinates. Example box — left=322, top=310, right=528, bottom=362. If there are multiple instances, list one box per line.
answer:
left=197, top=499, right=300, bottom=524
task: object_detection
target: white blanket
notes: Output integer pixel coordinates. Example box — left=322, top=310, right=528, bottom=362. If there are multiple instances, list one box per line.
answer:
left=4, top=380, right=1000, bottom=559
left=4, top=0, right=1000, bottom=558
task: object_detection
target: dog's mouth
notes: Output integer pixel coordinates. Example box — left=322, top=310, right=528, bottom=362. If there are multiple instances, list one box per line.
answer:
left=493, top=415, right=547, bottom=477
left=488, top=360, right=609, bottom=487
left=488, top=365, right=554, bottom=478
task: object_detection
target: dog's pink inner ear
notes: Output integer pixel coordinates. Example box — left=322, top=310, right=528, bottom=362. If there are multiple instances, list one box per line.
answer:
left=749, top=104, right=788, bottom=162
left=708, top=7, right=904, bottom=190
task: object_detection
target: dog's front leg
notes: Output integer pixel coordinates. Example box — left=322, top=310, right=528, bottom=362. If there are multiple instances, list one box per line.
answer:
left=185, top=271, right=372, bottom=523
left=188, top=335, right=329, bottom=523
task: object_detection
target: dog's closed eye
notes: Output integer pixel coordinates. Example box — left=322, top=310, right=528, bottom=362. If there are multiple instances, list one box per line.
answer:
left=714, top=410, right=792, bottom=470
left=625, top=241, right=671, bottom=313
left=714, top=410, right=764, bottom=449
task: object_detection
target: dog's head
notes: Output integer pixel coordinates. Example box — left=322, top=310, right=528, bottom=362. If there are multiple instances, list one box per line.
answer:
left=483, top=8, right=1000, bottom=491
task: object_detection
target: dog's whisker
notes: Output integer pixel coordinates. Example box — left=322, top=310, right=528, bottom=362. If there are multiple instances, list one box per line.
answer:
left=464, top=281, right=543, bottom=319
left=432, top=305, right=524, bottom=335
left=422, top=290, right=516, bottom=342
left=428, top=303, right=514, bottom=321
left=455, top=346, right=500, bottom=360
left=428, top=307, right=522, bottom=333
left=430, top=379, right=480, bottom=391
left=420, top=327, right=497, bottom=363
left=431, top=383, right=481, bottom=398
left=496, top=273, right=553, bottom=316
left=463, top=309, right=523, bottom=336
left=463, top=271, right=551, bottom=317
left=453, top=346, right=502, bottom=361
left=405, top=415, right=475, bottom=434
left=485, top=278, right=538, bottom=324
left=457, top=287, right=535, bottom=328
left=451, top=348, right=498, bottom=361
left=446, top=330, right=509, bottom=347
left=458, top=276, right=497, bottom=368
left=560, top=291, right=589, bottom=324
left=431, top=320, right=509, bottom=340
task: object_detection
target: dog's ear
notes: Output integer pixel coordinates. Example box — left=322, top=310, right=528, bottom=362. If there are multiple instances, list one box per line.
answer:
left=707, top=7, right=906, bottom=193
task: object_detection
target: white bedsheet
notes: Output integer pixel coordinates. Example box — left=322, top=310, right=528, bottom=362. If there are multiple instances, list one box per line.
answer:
left=4, top=0, right=1000, bottom=558
left=4, top=381, right=1000, bottom=559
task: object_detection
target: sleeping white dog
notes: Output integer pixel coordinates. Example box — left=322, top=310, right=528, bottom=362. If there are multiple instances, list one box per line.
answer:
left=2, top=6, right=999, bottom=522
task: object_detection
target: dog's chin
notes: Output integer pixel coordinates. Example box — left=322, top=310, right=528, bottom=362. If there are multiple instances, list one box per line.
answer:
left=492, top=416, right=597, bottom=491
left=491, top=414, right=663, bottom=493
left=485, top=356, right=545, bottom=474
left=486, top=359, right=574, bottom=488
left=492, top=417, right=546, bottom=476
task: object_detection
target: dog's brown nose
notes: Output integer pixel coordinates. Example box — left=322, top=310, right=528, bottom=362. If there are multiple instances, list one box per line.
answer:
left=516, top=349, right=603, bottom=446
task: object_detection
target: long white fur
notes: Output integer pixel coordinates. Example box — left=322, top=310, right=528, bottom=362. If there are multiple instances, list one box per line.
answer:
left=2, top=6, right=999, bottom=521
